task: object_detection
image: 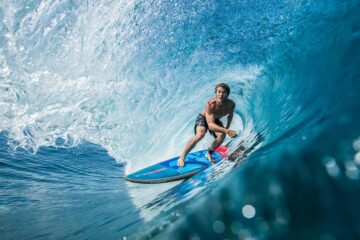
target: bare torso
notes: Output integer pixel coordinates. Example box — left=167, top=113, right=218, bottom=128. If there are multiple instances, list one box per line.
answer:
left=200, top=98, right=235, bottom=119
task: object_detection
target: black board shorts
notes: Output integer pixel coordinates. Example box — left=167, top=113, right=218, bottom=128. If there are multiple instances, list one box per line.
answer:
left=194, top=114, right=224, bottom=138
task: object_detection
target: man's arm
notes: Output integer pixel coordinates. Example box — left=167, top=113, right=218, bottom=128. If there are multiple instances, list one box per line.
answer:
left=205, top=102, right=231, bottom=134
left=226, top=102, right=235, bottom=129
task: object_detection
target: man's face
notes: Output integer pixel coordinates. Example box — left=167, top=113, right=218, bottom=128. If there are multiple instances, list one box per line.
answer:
left=216, top=87, right=228, bottom=103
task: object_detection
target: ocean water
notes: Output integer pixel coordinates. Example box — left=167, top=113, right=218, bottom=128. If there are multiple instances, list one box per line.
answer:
left=1, top=0, right=360, bottom=239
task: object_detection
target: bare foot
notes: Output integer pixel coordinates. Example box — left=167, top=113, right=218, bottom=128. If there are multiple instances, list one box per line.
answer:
left=177, top=157, right=185, bottom=167
left=205, top=152, right=216, bottom=164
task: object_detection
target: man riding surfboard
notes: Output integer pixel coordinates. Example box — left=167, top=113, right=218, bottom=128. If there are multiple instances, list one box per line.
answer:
left=177, top=83, right=237, bottom=167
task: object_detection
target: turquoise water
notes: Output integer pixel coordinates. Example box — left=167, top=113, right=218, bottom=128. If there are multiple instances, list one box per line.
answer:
left=1, top=0, right=360, bottom=239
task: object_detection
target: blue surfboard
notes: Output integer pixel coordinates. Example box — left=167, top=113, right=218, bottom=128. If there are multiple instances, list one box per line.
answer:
left=124, top=146, right=229, bottom=183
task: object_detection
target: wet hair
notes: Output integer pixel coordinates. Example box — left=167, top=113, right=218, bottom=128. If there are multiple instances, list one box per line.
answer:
left=215, top=83, right=230, bottom=95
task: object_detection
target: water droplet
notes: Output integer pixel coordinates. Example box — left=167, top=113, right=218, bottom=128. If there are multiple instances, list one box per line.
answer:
left=275, top=208, right=291, bottom=225
left=352, top=137, right=360, bottom=151
left=231, top=221, right=242, bottom=234
left=242, top=204, right=256, bottom=219
left=345, top=161, right=359, bottom=180
left=345, top=161, right=357, bottom=170
left=323, top=156, right=335, bottom=167
left=213, top=220, right=225, bottom=233
left=269, top=183, right=282, bottom=196
left=323, top=156, right=340, bottom=177
left=354, top=152, right=360, bottom=164
left=238, top=229, right=252, bottom=239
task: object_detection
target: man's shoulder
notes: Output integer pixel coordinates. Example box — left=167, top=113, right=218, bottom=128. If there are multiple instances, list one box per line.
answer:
left=207, top=98, right=217, bottom=106
left=205, top=99, right=217, bottom=113
left=226, top=99, right=235, bottom=107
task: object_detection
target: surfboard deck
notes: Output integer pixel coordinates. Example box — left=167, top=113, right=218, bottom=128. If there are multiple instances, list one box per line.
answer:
left=124, top=146, right=229, bottom=184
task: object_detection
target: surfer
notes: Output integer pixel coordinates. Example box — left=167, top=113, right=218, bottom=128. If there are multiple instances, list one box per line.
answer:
left=177, top=83, right=237, bottom=167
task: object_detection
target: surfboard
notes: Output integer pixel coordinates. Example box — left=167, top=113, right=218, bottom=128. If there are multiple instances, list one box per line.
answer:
left=124, top=146, right=229, bottom=184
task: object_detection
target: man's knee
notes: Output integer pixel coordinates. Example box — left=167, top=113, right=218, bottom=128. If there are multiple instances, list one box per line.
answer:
left=194, top=132, right=206, bottom=141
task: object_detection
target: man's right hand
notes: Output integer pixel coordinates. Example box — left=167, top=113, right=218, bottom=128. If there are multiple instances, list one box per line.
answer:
left=177, top=158, right=185, bottom=167
left=227, top=129, right=237, bottom=138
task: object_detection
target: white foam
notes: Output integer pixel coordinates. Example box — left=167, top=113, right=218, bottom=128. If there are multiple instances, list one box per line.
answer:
left=0, top=1, right=261, bottom=177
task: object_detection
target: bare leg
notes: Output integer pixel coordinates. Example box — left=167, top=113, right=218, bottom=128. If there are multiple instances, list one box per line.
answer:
left=177, top=127, right=206, bottom=167
left=205, top=133, right=226, bottom=163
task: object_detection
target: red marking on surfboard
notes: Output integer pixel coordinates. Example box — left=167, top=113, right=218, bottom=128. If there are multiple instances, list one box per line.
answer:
left=214, top=146, right=229, bottom=158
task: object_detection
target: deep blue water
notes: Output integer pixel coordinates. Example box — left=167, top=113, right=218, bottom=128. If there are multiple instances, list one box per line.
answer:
left=1, top=0, right=360, bottom=239
left=0, top=132, right=142, bottom=239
